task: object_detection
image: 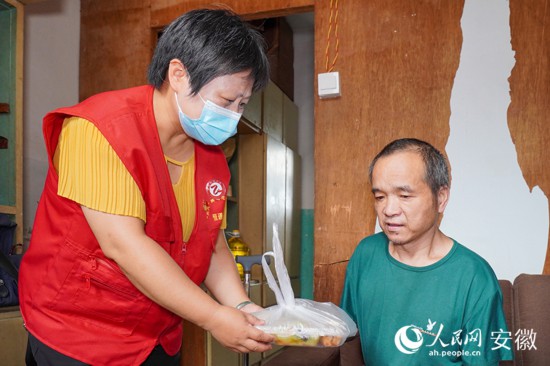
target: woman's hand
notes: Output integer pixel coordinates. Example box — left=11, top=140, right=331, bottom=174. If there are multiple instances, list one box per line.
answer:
left=238, top=302, right=264, bottom=314
left=204, top=305, right=274, bottom=353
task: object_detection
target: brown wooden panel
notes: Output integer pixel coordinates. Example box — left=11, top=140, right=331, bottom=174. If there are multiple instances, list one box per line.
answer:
left=314, top=261, right=348, bottom=305
left=181, top=320, right=206, bottom=366
left=150, top=0, right=314, bottom=27
left=80, top=0, right=152, bottom=100
left=15, top=0, right=47, bottom=4
left=313, top=0, right=464, bottom=301
left=508, top=0, right=550, bottom=274
left=80, top=0, right=312, bottom=102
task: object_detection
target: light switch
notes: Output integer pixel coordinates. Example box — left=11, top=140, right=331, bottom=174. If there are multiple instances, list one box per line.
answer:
left=318, top=72, right=341, bottom=99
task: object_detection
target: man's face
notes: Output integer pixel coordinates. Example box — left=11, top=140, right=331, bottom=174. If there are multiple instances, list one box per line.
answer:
left=371, top=151, right=447, bottom=247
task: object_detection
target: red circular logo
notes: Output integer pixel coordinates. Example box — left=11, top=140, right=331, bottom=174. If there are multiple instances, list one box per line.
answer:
left=206, top=180, right=225, bottom=198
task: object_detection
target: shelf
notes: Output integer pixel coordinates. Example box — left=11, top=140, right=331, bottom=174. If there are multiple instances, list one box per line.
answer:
left=0, top=205, right=17, bottom=215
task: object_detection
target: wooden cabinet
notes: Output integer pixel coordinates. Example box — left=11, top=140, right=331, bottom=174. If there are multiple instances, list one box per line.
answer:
left=0, top=307, right=26, bottom=366
left=238, top=133, right=302, bottom=308
left=0, top=0, right=23, bottom=245
left=238, top=134, right=301, bottom=284
left=282, top=92, right=298, bottom=152
left=250, top=79, right=299, bottom=150
left=262, top=82, right=284, bottom=141
left=236, top=81, right=301, bottom=300
left=239, top=90, right=263, bottom=134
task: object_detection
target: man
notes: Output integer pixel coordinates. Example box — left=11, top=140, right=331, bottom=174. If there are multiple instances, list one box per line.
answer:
left=341, top=138, right=513, bottom=365
left=19, top=9, right=273, bottom=366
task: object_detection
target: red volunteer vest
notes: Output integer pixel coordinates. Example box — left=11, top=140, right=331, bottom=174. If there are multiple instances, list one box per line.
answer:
left=19, top=85, right=230, bottom=365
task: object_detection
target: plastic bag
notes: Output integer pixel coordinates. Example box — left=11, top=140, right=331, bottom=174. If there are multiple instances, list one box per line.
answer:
left=253, top=224, right=357, bottom=347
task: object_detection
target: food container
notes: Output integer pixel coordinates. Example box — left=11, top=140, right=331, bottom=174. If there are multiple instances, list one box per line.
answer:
left=254, top=224, right=357, bottom=347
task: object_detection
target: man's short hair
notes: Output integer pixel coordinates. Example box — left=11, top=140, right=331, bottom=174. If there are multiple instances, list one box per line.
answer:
left=147, top=8, right=269, bottom=94
left=369, top=138, right=450, bottom=197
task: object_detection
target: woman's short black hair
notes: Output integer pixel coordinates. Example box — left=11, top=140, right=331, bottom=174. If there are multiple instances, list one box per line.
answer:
left=147, top=8, right=270, bottom=95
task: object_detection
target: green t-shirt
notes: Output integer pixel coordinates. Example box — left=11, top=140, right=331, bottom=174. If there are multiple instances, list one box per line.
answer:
left=341, top=232, right=513, bottom=365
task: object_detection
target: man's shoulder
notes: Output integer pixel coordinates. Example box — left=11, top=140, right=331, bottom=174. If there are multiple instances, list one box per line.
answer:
left=449, top=241, right=500, bottom=283
left=346, top=233, right=388, bottom=281
left=355, top=232, right=387, bottom=251
left=452, top=242, right=492, bottom=267
left=348, top=232, right=388, bottom=265
left=361, top=231, right=388, bottom=245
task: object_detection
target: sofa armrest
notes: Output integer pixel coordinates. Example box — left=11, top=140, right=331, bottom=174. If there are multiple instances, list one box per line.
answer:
left=513, top=274, right=550, bottom=366
left=498, top=280, right=514, bottom=366
left=498, top=280, right=514, bottom=333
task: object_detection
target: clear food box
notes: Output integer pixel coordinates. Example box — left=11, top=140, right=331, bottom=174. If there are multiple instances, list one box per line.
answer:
left=254, top=299, right=356, bottom=347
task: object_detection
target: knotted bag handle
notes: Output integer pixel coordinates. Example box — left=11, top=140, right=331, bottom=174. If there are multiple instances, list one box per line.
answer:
left=261, top=223, right=295, bottom=308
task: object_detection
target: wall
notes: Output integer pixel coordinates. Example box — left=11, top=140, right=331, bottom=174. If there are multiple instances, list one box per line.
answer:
left=442, top=0, right=548, bottom=283
left=287, top=13, right=315, bottom=299
left=314, top=0, right=549, bottom=304
left=23, top=0, right=80, bottom=243
left=77, top=0, right=314, bottom=101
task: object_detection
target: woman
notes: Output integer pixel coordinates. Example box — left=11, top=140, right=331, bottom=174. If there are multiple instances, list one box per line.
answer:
left=19, top=9, right=273, bottom=366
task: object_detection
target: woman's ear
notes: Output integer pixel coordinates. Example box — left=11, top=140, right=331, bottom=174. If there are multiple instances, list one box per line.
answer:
left=167, top=59, right=189, bottom=92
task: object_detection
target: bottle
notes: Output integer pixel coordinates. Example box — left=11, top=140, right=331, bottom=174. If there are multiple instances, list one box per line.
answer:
left=227, top=229, right=250, bottom=279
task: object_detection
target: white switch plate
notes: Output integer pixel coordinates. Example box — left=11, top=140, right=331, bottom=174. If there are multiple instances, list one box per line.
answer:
left=318, top=72, right=341, bottom=99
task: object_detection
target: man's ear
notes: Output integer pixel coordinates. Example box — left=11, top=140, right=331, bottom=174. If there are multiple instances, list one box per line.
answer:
left=437, top=186, right=450, bottom=214
left=167, top=59, right=189, bottom=92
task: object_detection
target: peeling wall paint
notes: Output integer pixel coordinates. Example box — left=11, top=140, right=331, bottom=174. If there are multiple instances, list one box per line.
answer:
left=442, top=0, right=549, bottom=280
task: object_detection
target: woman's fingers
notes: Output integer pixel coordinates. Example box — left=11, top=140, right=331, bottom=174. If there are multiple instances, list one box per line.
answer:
left=205, top=305, right=274, bottom=353
left=243, top=311, right=266, bottom=326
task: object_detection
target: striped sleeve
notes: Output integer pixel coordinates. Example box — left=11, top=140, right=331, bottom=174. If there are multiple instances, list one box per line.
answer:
left=55, top=117, right=146, bottom=221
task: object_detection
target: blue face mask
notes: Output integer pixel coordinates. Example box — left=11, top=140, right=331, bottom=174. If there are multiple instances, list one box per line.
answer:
left=175, top=92, right=241, bottom=145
